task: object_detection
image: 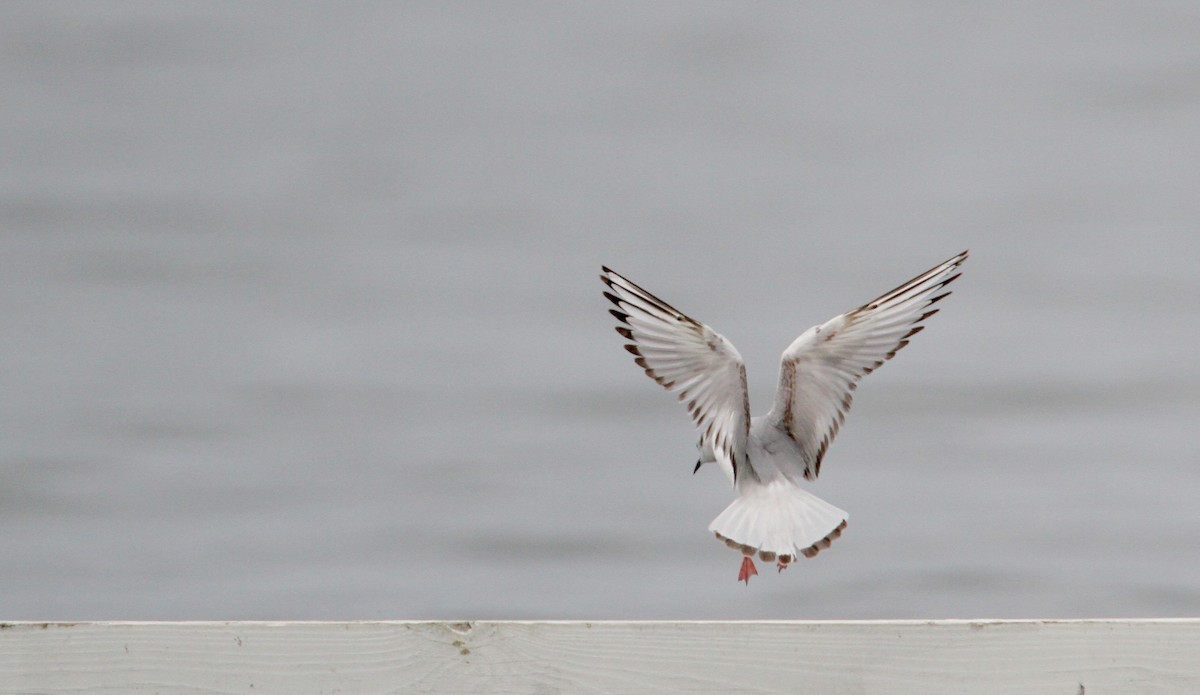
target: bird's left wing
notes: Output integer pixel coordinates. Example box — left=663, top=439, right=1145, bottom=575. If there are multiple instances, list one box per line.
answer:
left=601, top=267, right=750, bottom=483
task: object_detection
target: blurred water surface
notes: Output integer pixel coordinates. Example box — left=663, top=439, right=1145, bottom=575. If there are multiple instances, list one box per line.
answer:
left=2, top=2, right=1199, bottom=619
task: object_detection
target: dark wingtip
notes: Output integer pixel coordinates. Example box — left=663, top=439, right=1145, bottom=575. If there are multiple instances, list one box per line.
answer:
left=693, top=460, right=702, bottom=474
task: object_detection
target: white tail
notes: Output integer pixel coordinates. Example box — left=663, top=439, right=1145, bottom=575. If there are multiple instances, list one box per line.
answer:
left=708, top=481, right=848, bottom=563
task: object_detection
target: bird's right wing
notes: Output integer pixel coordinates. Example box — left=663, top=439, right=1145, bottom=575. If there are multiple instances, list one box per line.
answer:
left=766, top=251, right=967, bottom=481
left=601, top=267, right=749, bottom=484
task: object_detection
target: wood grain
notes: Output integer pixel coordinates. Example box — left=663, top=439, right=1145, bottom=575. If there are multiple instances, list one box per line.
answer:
left=1, top=620, right=1197, bottom=694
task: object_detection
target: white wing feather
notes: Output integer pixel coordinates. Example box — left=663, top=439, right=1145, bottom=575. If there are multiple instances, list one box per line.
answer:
left=766, top=250, right=968, bottom=480
left=601, top=267, right=750, bottom=483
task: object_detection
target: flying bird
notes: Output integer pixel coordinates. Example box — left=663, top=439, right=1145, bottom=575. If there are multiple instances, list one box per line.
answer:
left=601, top=251, right=967, bottom=584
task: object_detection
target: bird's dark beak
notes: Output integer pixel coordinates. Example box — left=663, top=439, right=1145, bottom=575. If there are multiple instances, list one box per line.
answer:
left=693, top=460, right=702, bottom=475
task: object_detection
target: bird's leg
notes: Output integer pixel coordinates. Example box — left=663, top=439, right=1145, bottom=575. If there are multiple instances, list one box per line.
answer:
left=776, top=554, right=792, bottom=573
left=738, top=556, right=758, bottom=585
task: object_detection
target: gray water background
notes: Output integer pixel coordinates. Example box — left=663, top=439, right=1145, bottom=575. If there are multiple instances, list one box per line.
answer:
left=3, top=2, right=1199, bottom=619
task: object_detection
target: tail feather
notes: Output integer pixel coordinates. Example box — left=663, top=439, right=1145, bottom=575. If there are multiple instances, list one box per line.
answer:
left=709, top=481, right=848, bottom=563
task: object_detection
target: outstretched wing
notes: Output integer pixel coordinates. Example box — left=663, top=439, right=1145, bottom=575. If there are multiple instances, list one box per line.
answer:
left=601, top=267, right=750, bottom=484
left=767, top=250, right=967, bottom=481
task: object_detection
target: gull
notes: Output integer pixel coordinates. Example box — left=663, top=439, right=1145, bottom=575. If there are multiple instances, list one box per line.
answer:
left=601, top=251, right=967, bottom=584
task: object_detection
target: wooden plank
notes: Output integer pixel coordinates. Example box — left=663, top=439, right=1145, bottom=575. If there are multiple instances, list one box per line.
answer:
left=1, top=620, right=1198, bottom=694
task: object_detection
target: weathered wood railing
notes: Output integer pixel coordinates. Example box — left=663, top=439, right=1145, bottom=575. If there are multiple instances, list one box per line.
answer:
left=2, top=620, right=1198, bottom=693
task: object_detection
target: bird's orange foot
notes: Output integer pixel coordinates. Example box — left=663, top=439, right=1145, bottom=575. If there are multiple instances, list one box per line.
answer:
left=776, top=554, right=793, bottom=573
left=738, top=556, right=758, bottom=585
